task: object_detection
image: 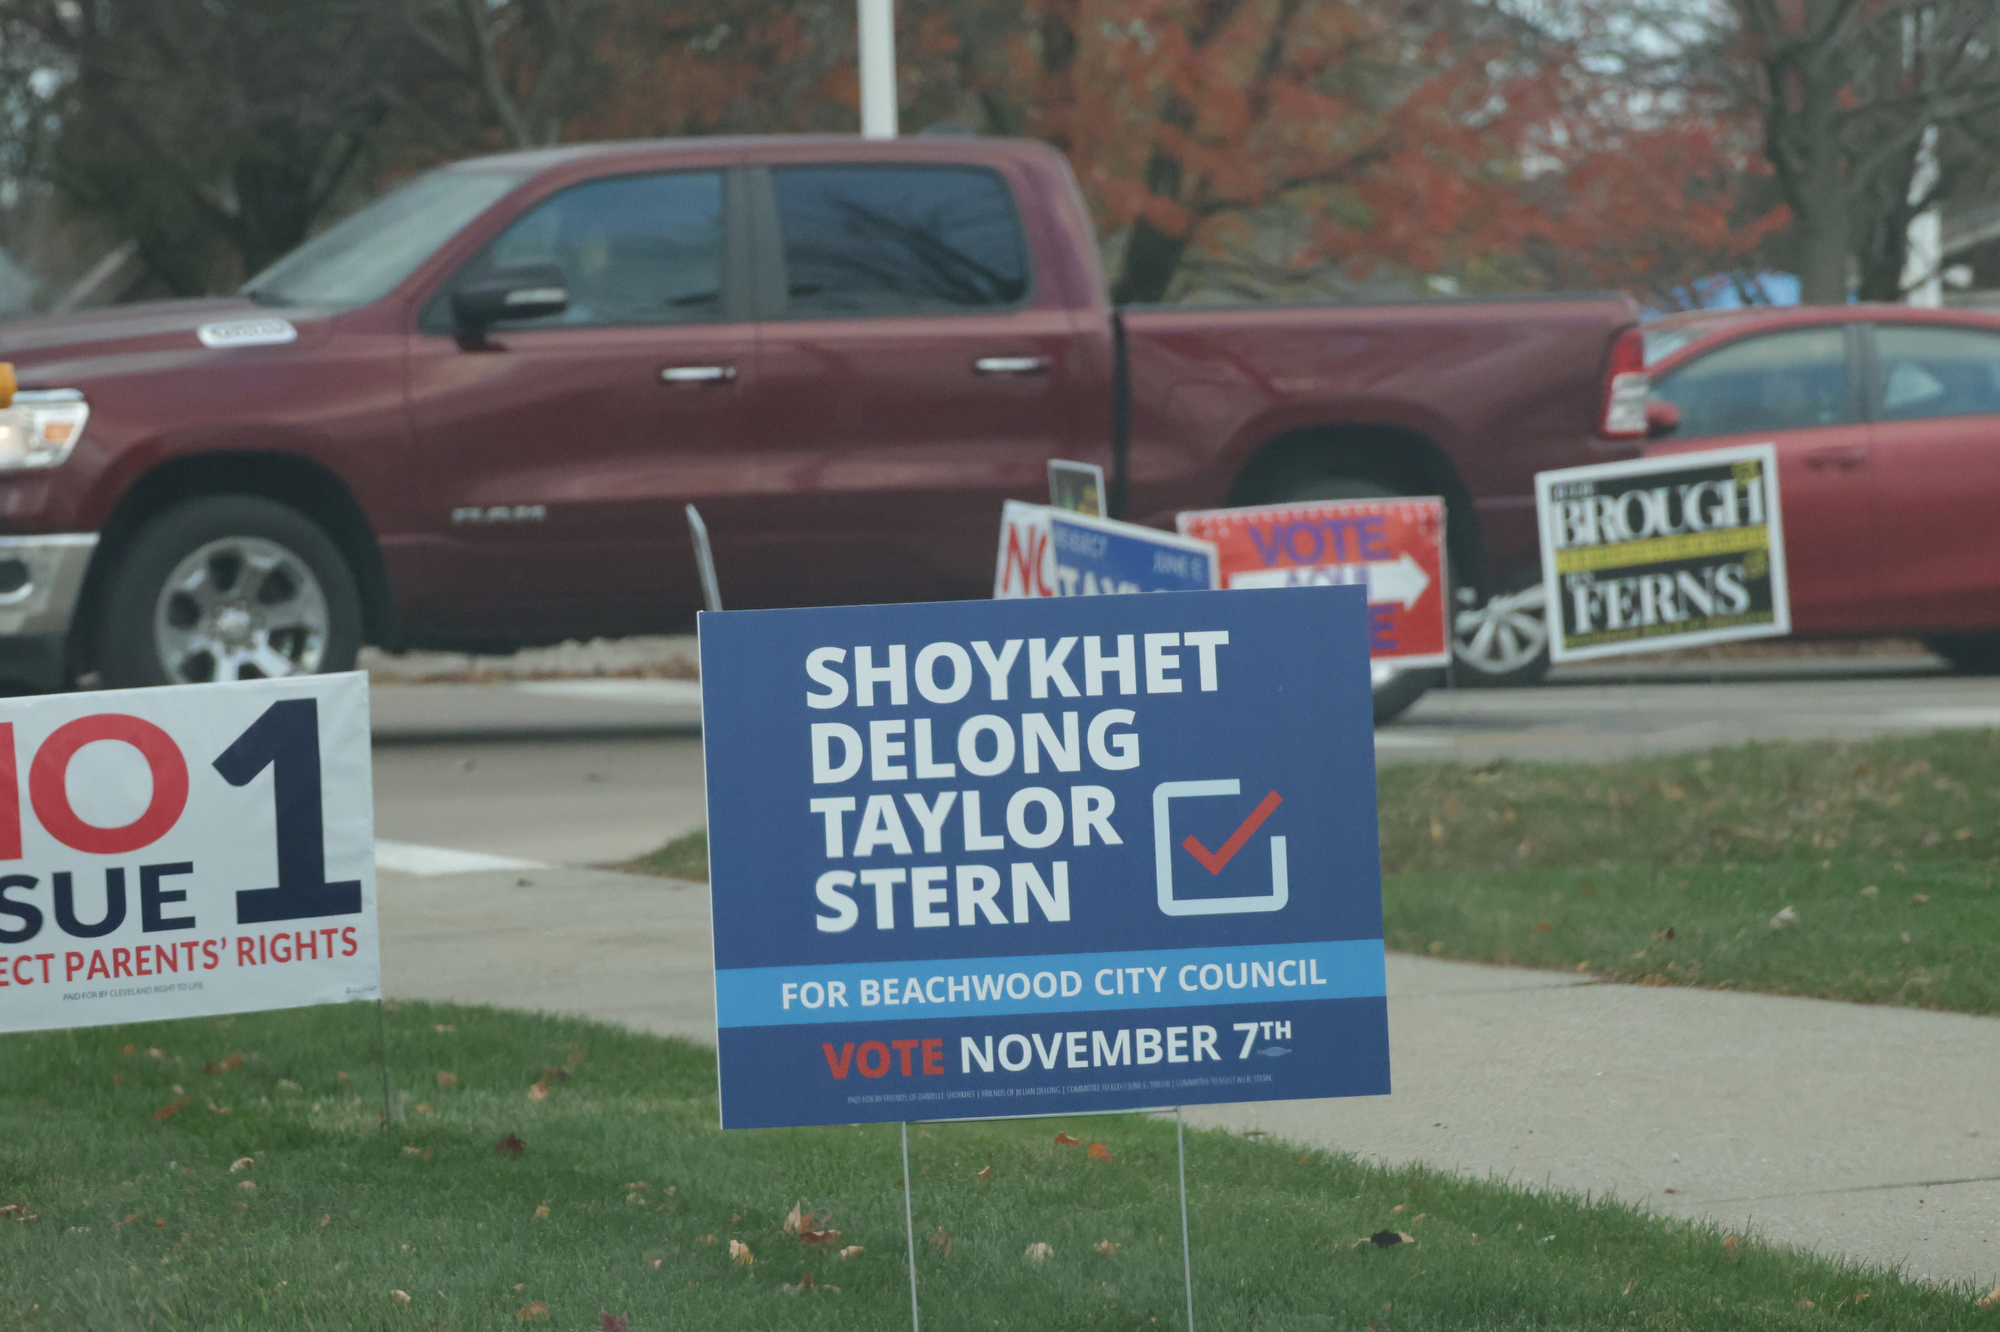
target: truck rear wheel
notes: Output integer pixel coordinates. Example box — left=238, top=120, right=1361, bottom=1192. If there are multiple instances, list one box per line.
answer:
left=95, top=496, right=362, bottom=689
left=1247, top=473, right=1442, bottom=725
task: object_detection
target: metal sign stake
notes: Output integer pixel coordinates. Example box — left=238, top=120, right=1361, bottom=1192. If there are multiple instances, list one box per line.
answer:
left=901, top=1121, right=921, bottom=1332
left=686, top=504, right=723, bottom=613
left=1177, top=1106, right=1195, bottom=1330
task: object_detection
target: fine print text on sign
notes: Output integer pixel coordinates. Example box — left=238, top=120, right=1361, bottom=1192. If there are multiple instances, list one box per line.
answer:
left=700, top=586, right=1390, bottom=1130
left=1048, top=511, right=1218, bottom=596
left=1178, top=499, right=1449, bottom=666
left=0, top=674, right=379, bottom=1034
left=1535, top=443, right=1789, bottom=663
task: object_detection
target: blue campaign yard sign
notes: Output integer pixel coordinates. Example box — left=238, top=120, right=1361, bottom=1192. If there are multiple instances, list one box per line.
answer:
left=1048, top=511, right=1217, bottom=595
left=700, top=585, right=1388, bottom=1129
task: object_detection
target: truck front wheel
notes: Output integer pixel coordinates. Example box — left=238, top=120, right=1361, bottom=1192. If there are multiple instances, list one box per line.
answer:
left=95, top=496, right=362, bottom=688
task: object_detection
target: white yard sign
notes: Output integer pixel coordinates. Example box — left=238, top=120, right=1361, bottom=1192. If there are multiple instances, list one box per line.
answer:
left=0, top=673, right=378, bottom=1033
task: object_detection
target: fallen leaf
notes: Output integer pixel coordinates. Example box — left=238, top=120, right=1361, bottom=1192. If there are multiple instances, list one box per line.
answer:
left=1901, top=932, right=1912, bottom=944
left=229, top=1157, right=254, bottom=1173
left=402, top=1146, right=423, bottom=1156
left=493, top=1134, right=526, bottom=1157
left=1769, top=906, right=1799, bottom=930
left=1054, top=1132, right=1081, bottom=1147
left=206, top=1099, right=230, bottom=1115
left=1087, top=1142, right=1112, bottom=1162
left=929, top=1226, right=952, bottom=1255
left=391, top=1289, right=412, bottom=1306
left=799, top=1227, right=842, bottom=1249
left=1391, top=1204, right=1407, bottom=1214
left=1976, top=1285, right=2000, bottom=1311
left=437, top=1072, right=458, bottom=1089
left=233, top=1202, right=250, bottom=1214
left=1913, top=893, right=1930, bottom=904
left=975, top=1164, right=994, bottom=1182
left=121, top=1044, right=135, bottom=1056
left=1860, top=885, right=1879, bottom=898
left=1094, top=1240, right=1120, bottom=1256
left=518, top=1300, right=549, bottom=1320
left=1532, top=920, right=1552, bottom=933
left=839, top=1245, right=865, bottom=1260
left=1722, top=1235, right=1740, bottom=1255
left=533, top=1205, right=550, bottom=1220
left=337, top=1071, right=350, bottom=1084
left=782, top=1200, right=805, bottom=1236
left=237, top=1181, right=256, bottom=1193
left=782, top=1273, right=816, bottom=1294
left=729, top=1239, right=754, bottom=1266
left=276, top=1079, right=301, bottom=1091
left=527, top=1083, right=550, bottom=1102
left=1296, top=1153, right=1313, bottom=1165
left=695, top=1234, right=716, bottom=1245
left=152, top=1097, right=189, bottom=1120
left=601, top=1314, right=631, bottom=1332
left=1024, top=1241, right=1053, bottom=1264
left=202, top=1053, right=244, bottom=1075
left=415, top=1103, right=434, bottom=1117
left=319, top=1214, right=331, bottom=1227
left=1623, top=1279, right=1636, bottom=1296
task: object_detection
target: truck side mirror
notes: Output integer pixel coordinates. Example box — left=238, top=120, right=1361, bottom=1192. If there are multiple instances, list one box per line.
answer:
left=1644, top=398, right=1680, bottom=440
left=451, top=263, right=569, bottom=348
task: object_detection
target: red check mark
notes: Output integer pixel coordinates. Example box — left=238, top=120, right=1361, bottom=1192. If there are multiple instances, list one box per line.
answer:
left=1182, top=791, right=1284, bottom=875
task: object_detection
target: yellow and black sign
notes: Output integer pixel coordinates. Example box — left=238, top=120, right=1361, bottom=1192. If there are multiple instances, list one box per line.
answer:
left=1534, top=444, right=1790, bottom=663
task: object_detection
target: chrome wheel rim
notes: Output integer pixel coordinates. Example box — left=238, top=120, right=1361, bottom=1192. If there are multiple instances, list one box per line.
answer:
left=1453, top=583, right=1549, bottom=677
left=153, top=536, right=329, bottom=683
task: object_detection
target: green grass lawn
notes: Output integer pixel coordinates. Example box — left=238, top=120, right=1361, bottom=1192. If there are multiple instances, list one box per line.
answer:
left=1378, top=729, right=2000, bottom=1013
left=627, top=730, right=2000, bottom=1014
left=3, top=1001, right=1993, bottom=1330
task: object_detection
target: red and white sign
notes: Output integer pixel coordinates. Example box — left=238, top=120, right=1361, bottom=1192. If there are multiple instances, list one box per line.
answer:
left=993, top=499, right=1056, bottom=598
left=0, top=673, right=378, bottom=1034
left=1178, top=497, right=1449, bottom=665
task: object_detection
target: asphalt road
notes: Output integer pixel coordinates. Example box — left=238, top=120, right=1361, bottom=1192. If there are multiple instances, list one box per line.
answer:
left=370, top=656, right=1991, bottom=867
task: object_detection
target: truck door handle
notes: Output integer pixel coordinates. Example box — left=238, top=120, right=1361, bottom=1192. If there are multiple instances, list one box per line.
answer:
left=974, top=355, right=1050, bottom=375
left=660, top=365, right=737, bottom=385
left=1804, top=445, right=1867, bottom=470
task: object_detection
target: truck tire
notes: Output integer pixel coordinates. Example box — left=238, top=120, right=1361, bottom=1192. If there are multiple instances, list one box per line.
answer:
left=1248, top=473, right=1442, bottom=725
left=95, top=496, right=362, bottom=689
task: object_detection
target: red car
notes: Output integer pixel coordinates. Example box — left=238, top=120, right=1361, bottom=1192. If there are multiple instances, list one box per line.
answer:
left=1644, top=304, right=2000, bottom=669
left=0, top=134, right=1647, bottom=718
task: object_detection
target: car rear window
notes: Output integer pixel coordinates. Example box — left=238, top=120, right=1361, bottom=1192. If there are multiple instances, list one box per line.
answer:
left=1874, top=324, right=2000, bottom=421
left=771, top=166, right=1030, bottom=317
left=1652, top=327, right=1852, bottom=437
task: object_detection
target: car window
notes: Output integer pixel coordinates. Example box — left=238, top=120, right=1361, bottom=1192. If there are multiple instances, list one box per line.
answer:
left=771, top=166, right=1029, bottom=317
left=460, top=171, right=725, bottom=328
left=1652, top=327, right=1851, bottom=436
left=244, top=169, right=527, bottom=308
left=1874, top=325, right=2000, bottom=421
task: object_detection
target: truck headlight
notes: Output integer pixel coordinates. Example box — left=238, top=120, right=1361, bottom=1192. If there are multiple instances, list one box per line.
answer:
left=0, top=390, right=89, bottom=470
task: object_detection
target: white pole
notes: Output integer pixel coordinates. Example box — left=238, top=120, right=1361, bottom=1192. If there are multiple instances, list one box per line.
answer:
left=1903, top=125, right=1942, bottom=308
left=858, top=0, right=898, bottom=139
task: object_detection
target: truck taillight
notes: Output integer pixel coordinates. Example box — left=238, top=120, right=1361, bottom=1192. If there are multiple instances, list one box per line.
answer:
left=1599, top=327, right=1648, bottom=439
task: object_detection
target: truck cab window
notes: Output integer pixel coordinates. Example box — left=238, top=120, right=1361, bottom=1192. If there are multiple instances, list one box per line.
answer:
left=1652, top=328, right=1851, bottom=437
left=771, top=166, right=1029, bottom=317
left=456, top=171, right=725, bottom=328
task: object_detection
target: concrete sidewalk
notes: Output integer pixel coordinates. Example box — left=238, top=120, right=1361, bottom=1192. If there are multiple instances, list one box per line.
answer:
left=377, top=864, right=2000, bottom=1289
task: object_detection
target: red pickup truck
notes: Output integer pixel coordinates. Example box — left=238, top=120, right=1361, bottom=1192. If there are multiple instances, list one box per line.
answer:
left=0, top=135, right=1645, bottom=718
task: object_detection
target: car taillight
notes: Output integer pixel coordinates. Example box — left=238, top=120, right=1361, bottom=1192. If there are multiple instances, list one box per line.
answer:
left=1599, top=326, right=1648, bottom=439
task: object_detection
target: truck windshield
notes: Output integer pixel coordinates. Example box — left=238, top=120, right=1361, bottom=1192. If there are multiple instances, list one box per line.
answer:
left=240, top=169, right=527, bottom=308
